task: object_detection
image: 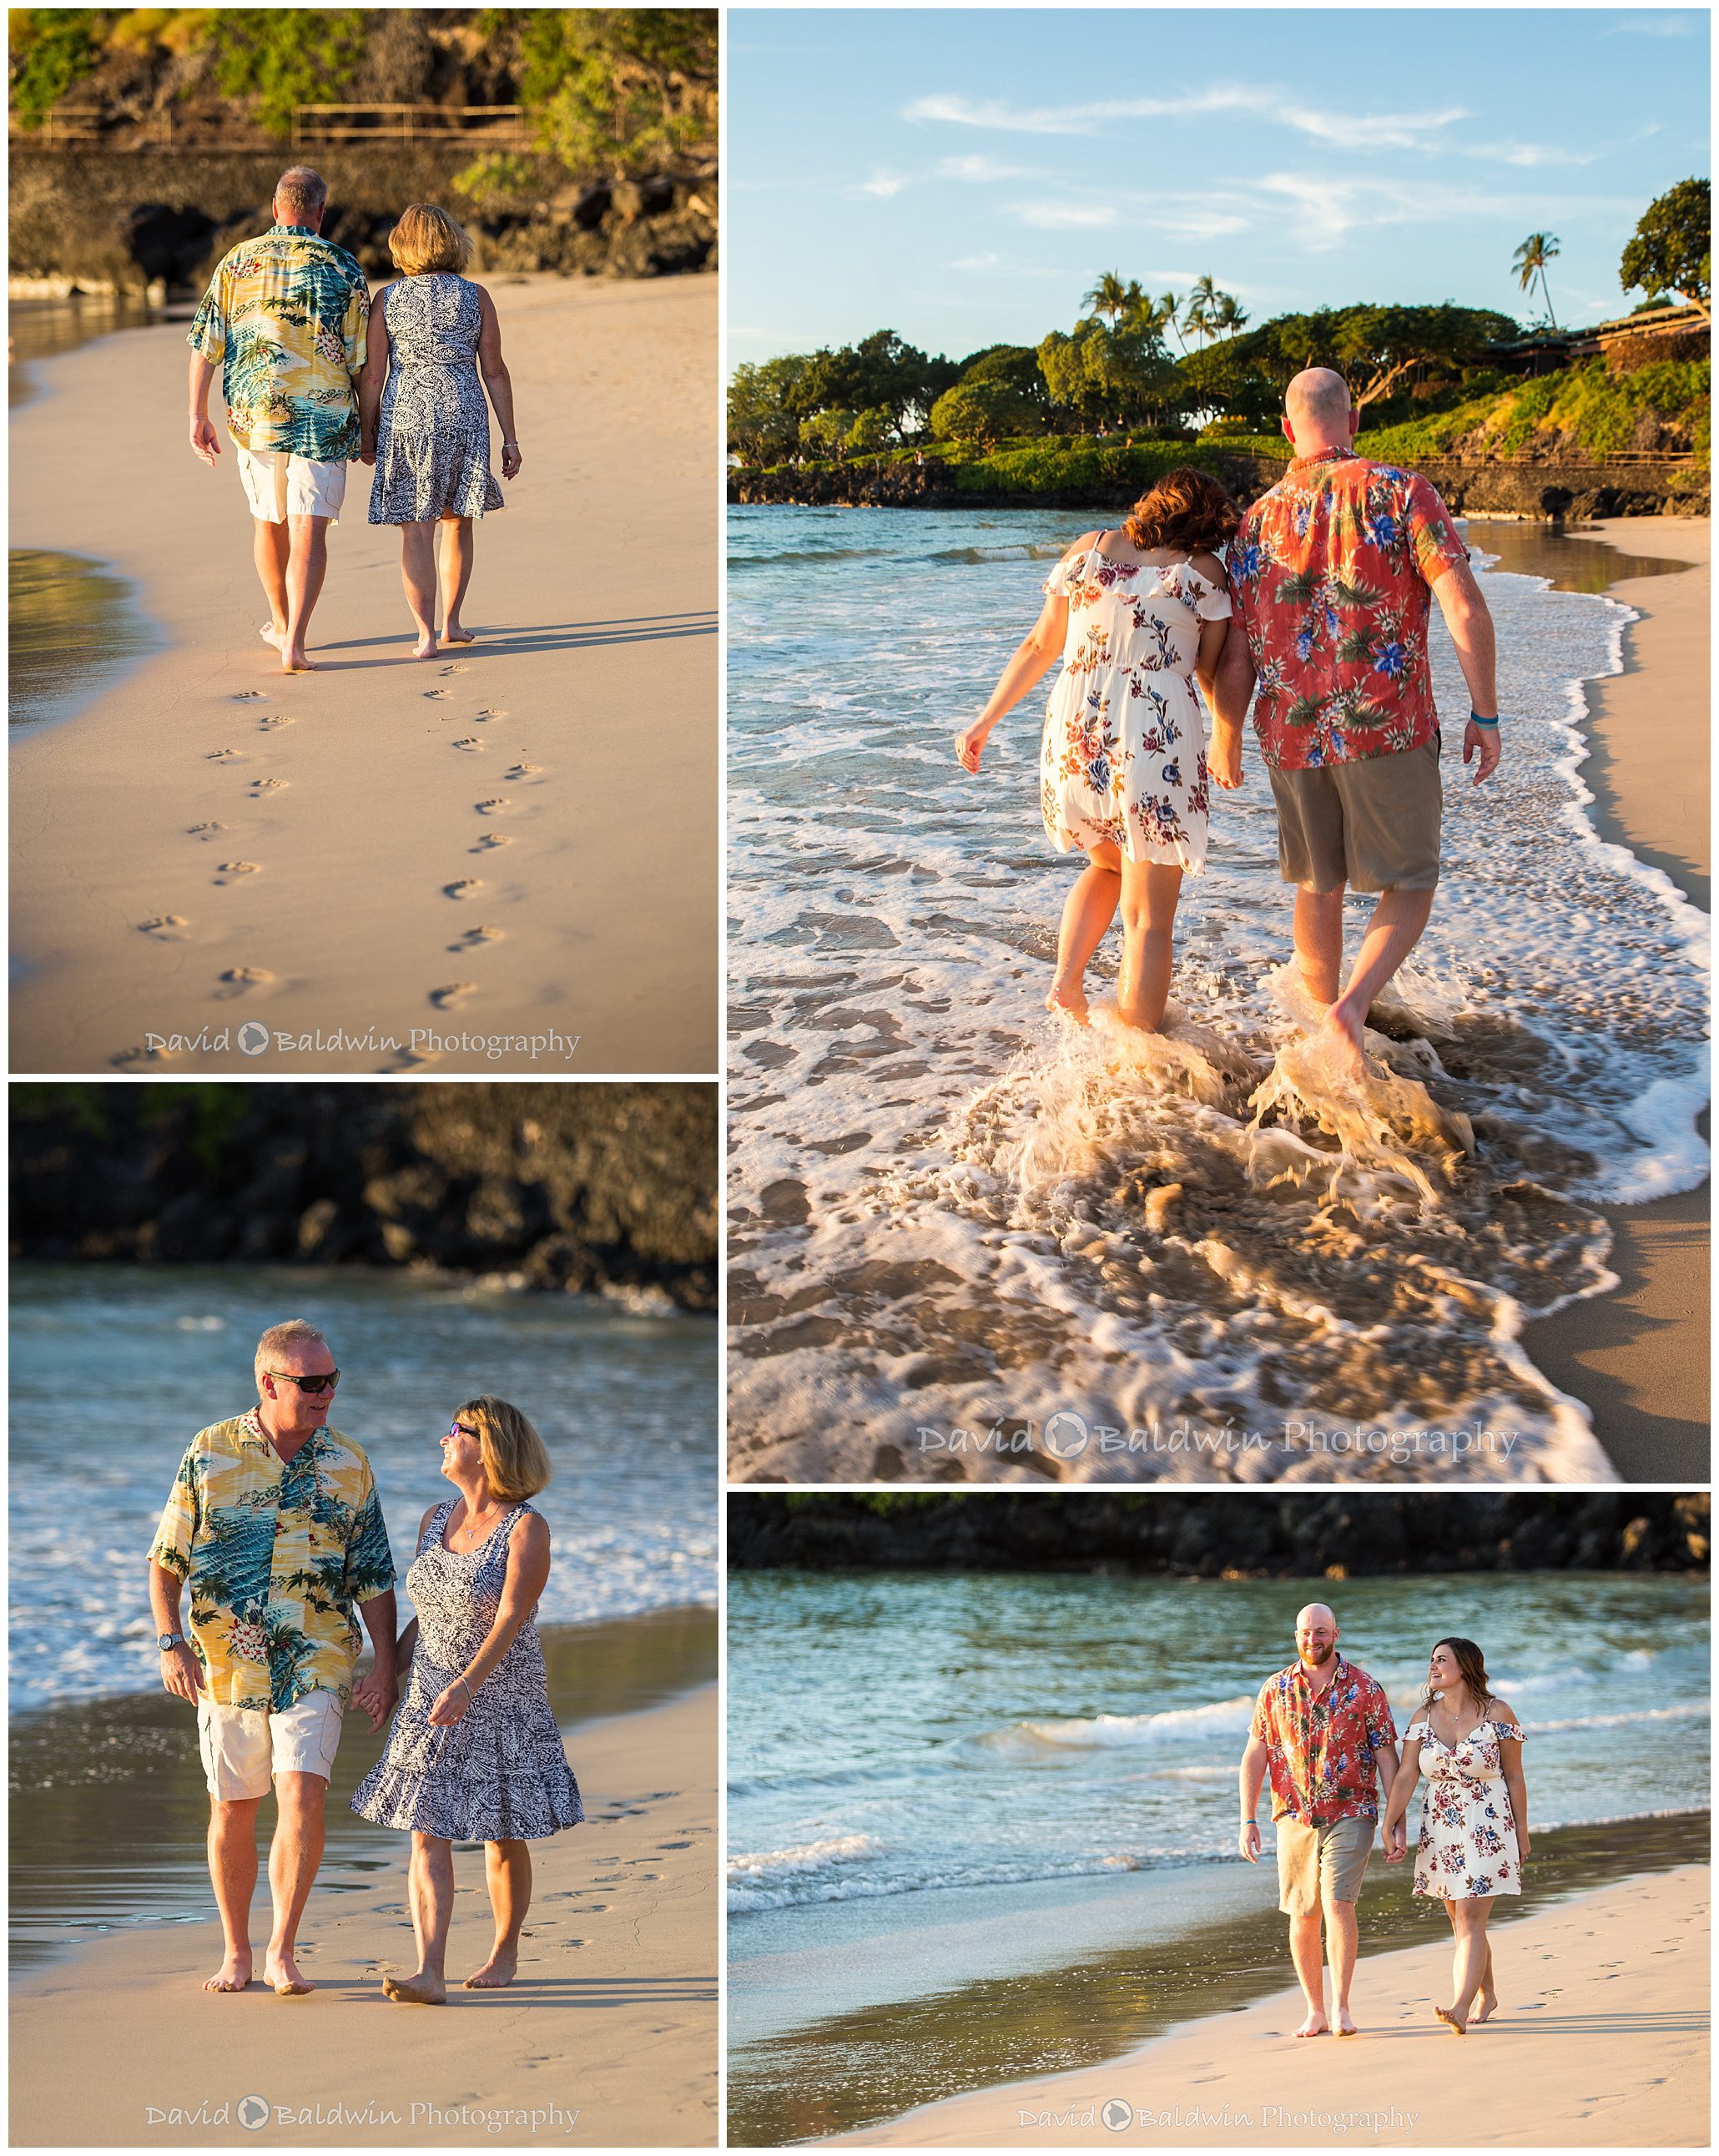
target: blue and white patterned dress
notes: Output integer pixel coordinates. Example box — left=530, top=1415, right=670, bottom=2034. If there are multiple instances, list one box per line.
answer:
left=367, top=273, right=505, bottom=524
left=351, top=1499, right=582, bottom=1841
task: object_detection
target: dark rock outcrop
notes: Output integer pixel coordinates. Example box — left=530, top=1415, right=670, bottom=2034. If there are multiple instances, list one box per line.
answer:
left=10, top=1082, right=717, bottom=1311
left=728, top=1493, right=1711, bottom=1575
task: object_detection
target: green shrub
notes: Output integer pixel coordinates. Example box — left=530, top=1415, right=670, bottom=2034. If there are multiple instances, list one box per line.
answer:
left=8, top=8, right=104, bottom=127
left=452, top=151, right=542, bottom=217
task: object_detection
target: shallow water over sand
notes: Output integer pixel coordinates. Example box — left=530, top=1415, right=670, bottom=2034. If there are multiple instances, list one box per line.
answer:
left=726, top=508, right=1709, bottom=1481
left=8, top=547, right=164, bottom=733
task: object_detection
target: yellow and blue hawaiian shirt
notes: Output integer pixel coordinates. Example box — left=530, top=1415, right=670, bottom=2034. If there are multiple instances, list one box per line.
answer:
left=188, top=223, right=370, bottom=461
left=148, top=1408, right=395, bottom=1711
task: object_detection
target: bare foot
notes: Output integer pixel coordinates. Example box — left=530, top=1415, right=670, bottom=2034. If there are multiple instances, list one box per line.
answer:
left=280, top=648, right=318, bottom=674
left=442, top=623, right=475, bottom=644
left=413, top=634, right=439, bottom=659
left=382, top=1968, right=447, bottom=2005
left=1321, top=997, right=1367, bottom=1080
left=203, top=1949, right=253, bottom=1992
left=1472, top=1991, right=1498, bottom=2024
left=1334, top=2007, right=1358, bottom=2035
left=260, top=623, right=285, bottom=650
left=264, top=1950, right=314, bottom=1996
left=1294, top=2010, right=1329, bottom=2038
left=1046, top=979, right=1089, bottom=1023
left=463, top=1945, right=518, bottom=1989
left=1434, top=2004, right=1467, bottom=2034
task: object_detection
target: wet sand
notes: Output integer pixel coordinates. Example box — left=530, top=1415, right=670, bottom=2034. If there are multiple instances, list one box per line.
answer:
left=822, top=1863, right=1710, bottom=2148
left=1508, top=518, right=1710, bottom=1481
left=9, top=1680, right=718, bottom=2148
left=9, top=273, right=717, bottom=1075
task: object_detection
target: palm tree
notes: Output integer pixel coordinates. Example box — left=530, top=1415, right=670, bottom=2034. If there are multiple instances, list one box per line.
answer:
left=1154, top=289, right=1188, bottom=355
left=1184, top=273, right=1221, bottom=350
left=1512, top=233, right=1560, bottom=330
left=1212, top=291, right=1248, bottom=340
left=1083, top=270, right=1131, bottom=325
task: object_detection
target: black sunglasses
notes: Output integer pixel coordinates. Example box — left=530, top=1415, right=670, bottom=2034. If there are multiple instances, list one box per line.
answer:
left=266, top=1369, right=340, bottom=1394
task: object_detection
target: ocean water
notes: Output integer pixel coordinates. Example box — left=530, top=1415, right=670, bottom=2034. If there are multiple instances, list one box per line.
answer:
left=727, top=507, right=1710, bottom=1482
left=9, top=548, right=164, bottom=733
left=9, top=1264, right=718, bottom=1710
left=728, top=1567, right=1710, bottom=1920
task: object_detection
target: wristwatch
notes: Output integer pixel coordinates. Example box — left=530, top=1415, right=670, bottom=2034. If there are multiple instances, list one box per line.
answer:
left=158, top=1632, right=187, bottom=1652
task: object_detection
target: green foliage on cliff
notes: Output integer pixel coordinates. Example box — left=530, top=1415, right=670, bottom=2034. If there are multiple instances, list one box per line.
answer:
left=1357, top=356, right=1710, bottom=466
left=1621, top=178, right=1711, bottom=308
left=205, top=9, right=368, bottom=137
left=507, top=8, right=715, bottom=174
left=8, top=9, right=103, bottom=125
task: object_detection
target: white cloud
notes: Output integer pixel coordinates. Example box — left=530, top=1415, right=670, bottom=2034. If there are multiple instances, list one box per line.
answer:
left=950, top=250, right=1003, bottom=270
left=904, top=87, right=1467, bottom=154
left=937, top=154, right=1035, bottom=183
left=1012, top=202, right=1121, bottom=229
left=1598, top=9, right=1698, bottom=33
left=851, top=171, right=912, bottom=199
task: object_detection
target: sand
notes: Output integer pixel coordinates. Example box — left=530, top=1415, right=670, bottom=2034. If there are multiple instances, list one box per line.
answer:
left=1520, top=517, right=1710, bottom=1481
left=824, top=1864, right=1710, bottom=2148
left=8, top=1684, right=718, bottom=2148
left=10, top=274, right=717, bottom=1075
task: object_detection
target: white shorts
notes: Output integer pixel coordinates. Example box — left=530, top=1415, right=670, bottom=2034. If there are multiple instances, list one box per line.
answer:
left=197, top=1689, right=345, bottom=1799
left=235, top=446, right=348, bottom=525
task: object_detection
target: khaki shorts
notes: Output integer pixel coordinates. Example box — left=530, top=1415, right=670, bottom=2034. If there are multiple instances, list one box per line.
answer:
left=1268, top=734, right=1442, bottom=894
left=235, top=446, right=348, bottom=525
left=1276, top=1814, right=1375, bottom=1916
left=197, top=1689, right=345, bottom=1800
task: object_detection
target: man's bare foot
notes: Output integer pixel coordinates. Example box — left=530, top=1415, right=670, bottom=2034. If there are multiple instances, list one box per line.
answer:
left=1434, top=2004, right=1467, bottom=2034
left=260, top=623, right=286, bottom=650
left=442, top=623, right=474, bottom=645
left=280, top=648, right=318, bottom=674
left=383, top=1968, right=447, bottom=2004
left=1320, top=997, right=1368, bottom=1081
left=413, top=634, right=439, bottom=659
left=263, top=1950, right=314, bottom=1996
left=463, top=1945, right=518, bottom=1989
left=1334, top=2007, right=1359, bottom=2035
left=1472, top=1991, right=1498, bottom=2024
left=1046, top=979, right=1089, bottom=1023
left=203, top=1949, right=253, bottom=1992
left=1294, top=2010, right=1329, bottom=2038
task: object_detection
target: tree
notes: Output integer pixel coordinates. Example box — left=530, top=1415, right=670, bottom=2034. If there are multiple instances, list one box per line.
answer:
left=1037, top=315, right=1178, bottom=431
left=800, top=407, right=859, bottom=463
left=799, top=330, right=957, bottom=438
left=1512, top=233, right=1560, bottom=330
left=514, top=8, right=717, bottom=175
left=1082, top=270, right=1133, bottom=325
left=929, top=375, right=1044, bottom=448
left=727, top=355, right=811, bottom=464
left=845, top=406, right=897, bottom=458
left=1228, top=303, right=1518, bottom=407
left=1621, top=179, right=1711, bottom=319
left=1183, top=273, right=1221, bottom=350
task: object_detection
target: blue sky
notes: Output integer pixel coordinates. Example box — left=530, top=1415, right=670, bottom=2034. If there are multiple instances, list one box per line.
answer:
left=727, top=8, right=1711, bottom=368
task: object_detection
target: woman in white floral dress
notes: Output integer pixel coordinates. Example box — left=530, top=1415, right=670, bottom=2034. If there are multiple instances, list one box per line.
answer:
left=1382, top=1636, right=1529, bottom=2033
left=956, top=466, right=1238, bottom=1030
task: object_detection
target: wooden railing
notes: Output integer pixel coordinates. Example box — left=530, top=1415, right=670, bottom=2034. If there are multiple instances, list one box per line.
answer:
left=17, top=107, right=174, bottom=148
left=292, top=104, right=530, bottom=149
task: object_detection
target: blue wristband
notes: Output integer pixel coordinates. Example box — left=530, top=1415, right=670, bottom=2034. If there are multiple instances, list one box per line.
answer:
left=1469, top=710, right=1500, bottom=728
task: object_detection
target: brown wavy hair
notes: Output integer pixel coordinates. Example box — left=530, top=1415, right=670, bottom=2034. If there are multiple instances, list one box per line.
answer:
left=1123, top=466, right=1241, bottom=555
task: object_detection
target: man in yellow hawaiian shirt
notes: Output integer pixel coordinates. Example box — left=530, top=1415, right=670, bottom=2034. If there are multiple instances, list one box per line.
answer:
left=187, top=165, right=370, bottom=675
left=147, top=1318, right=397, bottom=1996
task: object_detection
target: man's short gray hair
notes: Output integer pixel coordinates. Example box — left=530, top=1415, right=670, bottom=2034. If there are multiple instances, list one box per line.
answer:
left=275, top=166, right=329, bottom=221
left=255, top=1318, right=333, bottom=1392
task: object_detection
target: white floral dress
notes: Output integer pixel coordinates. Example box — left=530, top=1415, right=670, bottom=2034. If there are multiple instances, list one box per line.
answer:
left=1039, top=536, right=1231, bottom=872
left=1405, top=1712, right=1526, bottom=1900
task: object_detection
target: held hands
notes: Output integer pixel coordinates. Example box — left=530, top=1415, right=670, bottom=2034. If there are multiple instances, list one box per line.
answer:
left=955, top=721, right=991, bottom=774
left=1383, top=1822, right=1409, bottom=1865
left=351, top=1662, right=399, bottom=1733
left=1208, top=726, right=1243, bottom=791
left=189, top=417, right=221, bottom=466
left=427, top=1680, right=471, bottom=1727
left=1238, top=1821, right=1261, bottom=1865
left=159, top=1642, right=204, bottom=1703
left=1462, top=719, right=1502, bottom=786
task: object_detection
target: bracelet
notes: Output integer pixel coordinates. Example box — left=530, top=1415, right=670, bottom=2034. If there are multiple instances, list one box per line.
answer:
left=1469, top=710, right=1500, bottom=728
left=457, top=1676, right=472, bottom=1704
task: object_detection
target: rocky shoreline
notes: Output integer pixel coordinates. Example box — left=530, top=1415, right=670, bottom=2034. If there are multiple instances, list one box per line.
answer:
left=728, top=451, right=1706, bottom=518
left=728, top=1492, right=1711, bottom=1574
left=10, top=1081, right=718, bottom=1310
left=9, top=146, right=715, bottom=295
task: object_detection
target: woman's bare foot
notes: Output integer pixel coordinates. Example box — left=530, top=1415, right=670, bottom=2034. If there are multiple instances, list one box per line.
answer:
left=260, top=622, right=286, bottom=651
left=1293, top=2009, right=1329, bottom=2038
left=263, top=1950, right=313, bottom=1996
left=1334, top=2007, right=1359, bottom=2035
left=1046, top=979, right=1089, bottom=1022
left=442, top=622, right=474, bottom=645
left=413, top=633, right=439, bottom=659
left=279, top=647, right=318, bottom=674
left=1472, top=1989, right=1498, bottom=2024
left=463, top=1945, right=518, bottom=1989
left=1434, top=2004, right=1467, bottom=2034
left=383, top=1968, right=447, bottom=2004
left=203, top=1949, right=253, bottom=1992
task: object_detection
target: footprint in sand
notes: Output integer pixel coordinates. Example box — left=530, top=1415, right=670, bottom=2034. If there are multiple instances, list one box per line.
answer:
left=138, top=915, right=193, bottom=940
left=205, top=748, right=241, bottom=763
left=438, top=663, right=470, bottom=677
left=451, top=738, right=483, bottom=753
left=230, top=690, right=265, bottom=702
left=249, top=777, right=288, bottom=795
left=449, top=926, right=504, bottom=952
left=187, top=822, right=228, bottom=841
left=112, top=1043, right=173, bottom=1069
left=215, top=966, right=274, bottom=999
left=214, top=860, right=261, bottom=884
left=475, top=798, right=511, bottom=815
left=429, top=984, right=477, bottom=1010
left=505, top=762, right=544, bottom=779
left=473, top=708, right=508, bottom=723
left=443, top=879, right=483, bottom=901
left=423, top=688, right=452, bottom=702
left=259, top=714, right=295, bottom=733
left=471, top=834, right=513, bottom=853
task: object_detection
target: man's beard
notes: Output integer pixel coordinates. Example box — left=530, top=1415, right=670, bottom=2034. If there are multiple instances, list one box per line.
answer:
left=1300, top=1641, right=1335, bottom=1668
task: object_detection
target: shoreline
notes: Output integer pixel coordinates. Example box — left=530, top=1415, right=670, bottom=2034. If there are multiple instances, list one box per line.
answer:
left=1513, top=517, right=1710, bottom=1480
left=10, top=1676, right=718, bottom=2147
left=811, top=1860, right=1709, bottom=2148
left=10, top=273, right=717, bottom=1075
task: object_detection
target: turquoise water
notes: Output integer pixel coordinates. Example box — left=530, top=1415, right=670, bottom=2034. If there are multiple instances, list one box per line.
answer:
left=726, top=506, right=1710, bottom=1481
left=9, top=1263, right=718, bottom=1709
left=728, top=1567, right=1710, bottom=1917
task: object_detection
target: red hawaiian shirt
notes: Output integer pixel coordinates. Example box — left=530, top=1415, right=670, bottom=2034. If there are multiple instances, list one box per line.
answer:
left=1227, top=449, right=1470, bottom=772
left=1251, top=1653, right=1399, bottom=1823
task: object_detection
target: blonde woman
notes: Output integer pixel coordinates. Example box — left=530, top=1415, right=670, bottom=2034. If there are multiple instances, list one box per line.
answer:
left=351, top=1397, right=582, bottom=2002
left=358, top=203, right=521, bottom=657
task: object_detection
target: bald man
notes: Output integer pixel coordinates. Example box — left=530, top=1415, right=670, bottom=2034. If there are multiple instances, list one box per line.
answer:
left=1239, top=1602, right=1399, bottom=2036
left=1212, top=368, right=1502, bottom=1075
